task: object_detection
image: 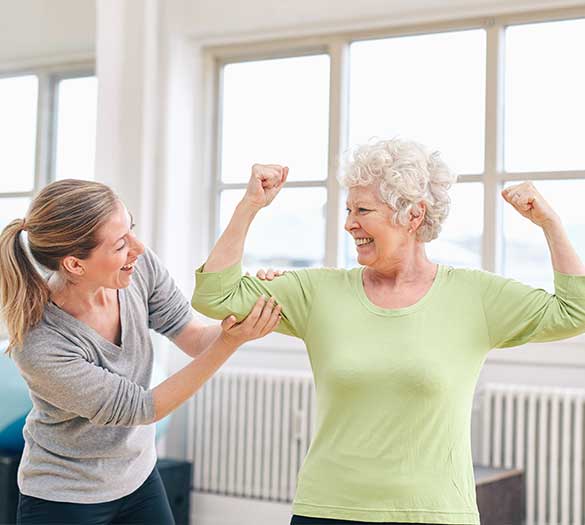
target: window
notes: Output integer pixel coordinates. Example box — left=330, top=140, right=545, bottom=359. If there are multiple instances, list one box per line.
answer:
left=504, top=19, right=585, bottom=173
left=0, top=67, right=95, bottom=232
left=0, top=75, right=38, bottom=230
left=208, top=11, right=585, bottom=286
left=55, top=76, right=98, bottom=181
left=501, top=18, right=585, bottom=289
left=216, top=54, right=330, bottom=270
left=349, top=30, right=486, bottom=176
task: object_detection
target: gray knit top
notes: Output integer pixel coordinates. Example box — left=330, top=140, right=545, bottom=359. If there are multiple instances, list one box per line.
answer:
left=12, top=248, right=193, bottom=503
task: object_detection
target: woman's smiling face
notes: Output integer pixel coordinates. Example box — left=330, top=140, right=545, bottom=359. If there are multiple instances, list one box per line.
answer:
left=344, top=185, right=410, bottom=269
left=65, top=201, right=145, bottom=289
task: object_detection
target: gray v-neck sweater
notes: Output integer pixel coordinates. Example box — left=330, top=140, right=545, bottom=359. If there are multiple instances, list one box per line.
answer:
left=11, top=248, right=193, bottom=503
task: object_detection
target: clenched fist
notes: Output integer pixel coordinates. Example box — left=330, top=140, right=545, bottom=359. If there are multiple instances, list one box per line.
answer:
left=242, top=164, right=289, bottom=210
left=502, top=182, right=560, bottom=229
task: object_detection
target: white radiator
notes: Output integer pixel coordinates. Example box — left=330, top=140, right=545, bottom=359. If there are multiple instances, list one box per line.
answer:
left=481, top=383, right=585, bottom=525
left=187, top=368, right=315, bottom=502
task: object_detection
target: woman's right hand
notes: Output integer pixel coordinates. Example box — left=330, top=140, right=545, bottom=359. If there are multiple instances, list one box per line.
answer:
left=242, top=164, right=288, bottom=210
left=219, top=295, right=282, bottom=347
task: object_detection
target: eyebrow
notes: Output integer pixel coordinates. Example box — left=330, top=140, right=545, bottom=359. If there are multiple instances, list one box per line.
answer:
left=346, top=202, right=373, bottom=208
left=115, top=212, right=134, bottom=244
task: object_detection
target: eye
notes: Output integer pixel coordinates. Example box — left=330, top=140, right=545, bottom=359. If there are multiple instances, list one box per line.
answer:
left=358, top=207, right=370, bottom=214
left=117, top=242, right=126, bottom=251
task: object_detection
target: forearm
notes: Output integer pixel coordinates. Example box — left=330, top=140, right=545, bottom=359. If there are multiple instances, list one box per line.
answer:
left=172, top=320, right=223, bottom=359
left=152, top=333, right=238, bottom=421
left=542, top=218, right=585, bottom=276
left=198, top=324, right=223, bottom=351
left=204, top=200, right=259, bottom=272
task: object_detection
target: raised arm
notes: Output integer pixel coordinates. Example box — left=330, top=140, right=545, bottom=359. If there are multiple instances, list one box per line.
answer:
left=479, top=183, right=585, bottom=349
left=193, top=164, right=322, bottom=340
left=502, top=182, right=585, bottom=276
left=205, top=164, right=288, bottom=272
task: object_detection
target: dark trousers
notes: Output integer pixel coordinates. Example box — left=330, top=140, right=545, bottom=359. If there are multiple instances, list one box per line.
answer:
left=17, top=467, right=174, bottom=525
left=291, top=516, right=441, bottom=525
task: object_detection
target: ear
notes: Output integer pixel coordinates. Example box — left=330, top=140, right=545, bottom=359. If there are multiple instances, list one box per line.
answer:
left=409, top=202, right=427, bottom=232
left=61, top=256, right=85, bottom=277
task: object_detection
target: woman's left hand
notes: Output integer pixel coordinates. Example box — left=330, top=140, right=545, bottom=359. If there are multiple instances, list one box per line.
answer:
left=220, top=295, right=281, bottom=346
left=501, top=182, right=560, bottom=228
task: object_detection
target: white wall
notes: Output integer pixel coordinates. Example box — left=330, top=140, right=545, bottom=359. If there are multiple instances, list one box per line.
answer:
left=185, top=0, right=585, bottom=39
left=0, top=0, right=95, bottom=66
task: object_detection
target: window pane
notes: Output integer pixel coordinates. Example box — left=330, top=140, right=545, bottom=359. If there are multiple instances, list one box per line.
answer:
left=343, top=182, right=483, bottom=268
left=350, top=30, right=486, bottom=175
left=427, top=182, right=483, bottom=268
left=219, top=188, right=326, bottom=269
left=221, top=55, right=330, bottom=183
left=505, top=19, right=585, bottom=172
left=503, top=180, right=585, bottom=291
left=0, top=198, right=30, bottom=232
left=0, top=76, right=38, bottom=192
left=55, top=76, right=98, bottom=181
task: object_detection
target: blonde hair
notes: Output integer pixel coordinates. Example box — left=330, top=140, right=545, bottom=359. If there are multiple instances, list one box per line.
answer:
left=0, top=179, right=118, bottom=354
left=339, top=138, right=457, bottom=242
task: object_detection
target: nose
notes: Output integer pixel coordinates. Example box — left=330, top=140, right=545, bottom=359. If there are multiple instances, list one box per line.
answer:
left=344, top=213, right=359, bottom=233
left=129, top=232, right=145, bottom=256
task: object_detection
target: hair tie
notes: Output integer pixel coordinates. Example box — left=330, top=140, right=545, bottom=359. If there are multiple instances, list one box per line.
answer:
left=20, top=218, right=27, bottom=232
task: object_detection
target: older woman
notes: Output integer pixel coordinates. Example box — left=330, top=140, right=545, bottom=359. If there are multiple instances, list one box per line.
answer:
left=0, top=179, right=281, bottom=525
left=191, top=139, right=585, bottom=525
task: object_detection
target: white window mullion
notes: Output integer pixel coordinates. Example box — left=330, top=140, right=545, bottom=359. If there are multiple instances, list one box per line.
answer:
left=325, top=39, right=349, bottom=268
left=0, top=191, right=34, bottom=199
left=482, top=22, right=506, bottom=273
left=500, top=170, right=585, bottom=182
left=218, top=180, right=327, bottom=191
left=35, top=73, right=57, bottom=188
left=210, top=58, right=224, bottom=246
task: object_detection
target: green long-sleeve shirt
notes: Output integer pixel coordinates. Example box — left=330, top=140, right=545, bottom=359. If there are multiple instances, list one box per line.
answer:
left=192, top=263, right=585, bottom=524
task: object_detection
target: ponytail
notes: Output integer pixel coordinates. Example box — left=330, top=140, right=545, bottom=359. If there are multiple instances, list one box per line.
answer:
left=0, top=219, right=50, bottom=354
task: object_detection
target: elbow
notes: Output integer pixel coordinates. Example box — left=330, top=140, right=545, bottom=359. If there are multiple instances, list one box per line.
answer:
left=89, top=412, right=146, bottom=427
left=89, top=391, right=155, bottom=427
left=89, top=414, right=130, bottom=427
left=151, top=411, right=164, bottom=425
left=191, top=293, right=228, bottom=321
left=559, top=302, right=585, bottom=336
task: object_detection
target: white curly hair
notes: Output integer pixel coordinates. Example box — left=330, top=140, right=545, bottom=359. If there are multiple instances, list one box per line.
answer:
left=338, top=138, right=458, bottom=243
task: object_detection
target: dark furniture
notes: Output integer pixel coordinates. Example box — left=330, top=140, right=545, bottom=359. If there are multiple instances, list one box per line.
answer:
left=0, top=452, right=20, bottom=525
left=475, top=465, right=525, bottom=525
left=157, top=458, right=193, bottom=525
left=0, top=452, right=192, bottom=525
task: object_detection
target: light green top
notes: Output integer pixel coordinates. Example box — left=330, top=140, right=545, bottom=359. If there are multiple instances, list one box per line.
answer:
left=192, top=263, right=585, bottom=524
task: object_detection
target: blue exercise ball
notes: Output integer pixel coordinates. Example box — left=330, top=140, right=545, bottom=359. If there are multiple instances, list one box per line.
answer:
left=0, top=340, right=33, bottom=453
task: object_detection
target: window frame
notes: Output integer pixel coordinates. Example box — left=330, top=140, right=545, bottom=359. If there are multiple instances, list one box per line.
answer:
left=203, top=7, right=585, bottom=362
left=0, top=61, right=95, bottom=205
left=0, top=61, right=95, bottom=340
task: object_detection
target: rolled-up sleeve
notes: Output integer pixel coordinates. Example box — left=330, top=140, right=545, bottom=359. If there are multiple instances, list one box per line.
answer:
left=141, top=248, right=194, bottom=338
left=13, top=340, right=155, bottom=427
